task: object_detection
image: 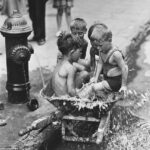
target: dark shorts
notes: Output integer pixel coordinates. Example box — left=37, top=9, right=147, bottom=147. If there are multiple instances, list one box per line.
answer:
left=53, top=0, right=74, bottom=8
left=104, top=75, right=122, bottom=92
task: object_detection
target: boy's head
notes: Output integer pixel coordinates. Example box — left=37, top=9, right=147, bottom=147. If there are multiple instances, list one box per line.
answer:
left=57, top=32, right=82, bottom=62
left=88, top=22, right=112, bottom=53
left=70, top=18, right=87, bottom=38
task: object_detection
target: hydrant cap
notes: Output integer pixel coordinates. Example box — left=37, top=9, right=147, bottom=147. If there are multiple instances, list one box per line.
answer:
left=0, top=10, right=32, bottom=34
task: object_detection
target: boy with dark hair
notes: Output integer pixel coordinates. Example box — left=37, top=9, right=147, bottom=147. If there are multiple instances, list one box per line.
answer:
left=52, top=32, right=89, bottom=97
left=57, top=18, right=88, bottom=62
left=57, top=18, right=90, bottom=74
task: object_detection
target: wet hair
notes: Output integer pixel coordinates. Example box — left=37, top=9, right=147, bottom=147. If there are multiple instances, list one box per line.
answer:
left=57, top=32, right=82, bottom=55
left=70, top=18, right=87, bottom=33
left=88, top=22, right=112, bottom=42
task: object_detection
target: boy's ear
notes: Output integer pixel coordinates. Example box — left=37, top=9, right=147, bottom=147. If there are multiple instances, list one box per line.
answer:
left=107, top=30, right=112, bottom=41
left=71, top=49, right=76, bottom=54
left=69, top=49, right=75, bottom=55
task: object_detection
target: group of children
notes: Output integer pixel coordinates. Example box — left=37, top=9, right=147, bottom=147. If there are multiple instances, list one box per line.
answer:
left=51, top=18, right=128, bottom=98
left=46, top=17, right=128, bottom=144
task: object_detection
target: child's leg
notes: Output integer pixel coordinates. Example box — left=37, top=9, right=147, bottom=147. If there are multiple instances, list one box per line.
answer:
left=65, top=7, right=71, bottom=31
left=57, top=8, right=63, bottom=32
left=75, top=71, right=90, bottom=89
left=92, top=80, right=111, bottom=92
left=95, top=112, right=110, bottom=144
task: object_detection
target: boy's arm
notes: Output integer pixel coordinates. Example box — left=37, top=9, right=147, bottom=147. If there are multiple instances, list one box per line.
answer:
left=67, top=66, right=77, bottom=96
left=80, top=41, right=88, bottom=59
left=113, top=51, right=128, bottom=91
left=90, top=47, right=96, bottom=74
left=92, top=54, right=103, bottom=82
left=73, top=62, right=85, bottom=71
left=78, top=59, right=90, bottom=69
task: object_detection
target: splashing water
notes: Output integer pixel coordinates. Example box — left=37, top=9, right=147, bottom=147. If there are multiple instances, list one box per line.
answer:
left=33, top=53, right=46, bottom=88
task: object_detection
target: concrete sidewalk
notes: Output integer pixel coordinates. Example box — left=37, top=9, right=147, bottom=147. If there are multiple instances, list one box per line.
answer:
left=0, top=0, right=150, bottom=77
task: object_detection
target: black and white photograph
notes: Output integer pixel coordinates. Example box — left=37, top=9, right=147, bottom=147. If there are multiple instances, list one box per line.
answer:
left=0, top=0, right=150, bottom=149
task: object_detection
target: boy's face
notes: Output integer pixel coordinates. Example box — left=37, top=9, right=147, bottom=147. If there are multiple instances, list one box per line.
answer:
left=71, top=30, right=84, bottom=39
left=71, top=48, right=82, bottom=62
left=90, top=36, right=111, bottom=54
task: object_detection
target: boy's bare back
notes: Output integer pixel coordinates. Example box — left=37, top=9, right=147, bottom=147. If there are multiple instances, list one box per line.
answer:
left=52, top=60, right=76, bottom=97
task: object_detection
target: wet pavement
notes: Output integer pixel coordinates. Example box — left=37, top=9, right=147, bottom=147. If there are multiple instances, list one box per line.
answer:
left=129, top=35, right=150, bottom=91
left=0, top=0, right=150, bottom=148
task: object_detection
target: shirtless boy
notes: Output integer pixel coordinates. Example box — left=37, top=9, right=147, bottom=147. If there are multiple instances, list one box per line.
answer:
left=57, top=18, right=89, bottom=70
left=52, top=32, right=89, bottom=97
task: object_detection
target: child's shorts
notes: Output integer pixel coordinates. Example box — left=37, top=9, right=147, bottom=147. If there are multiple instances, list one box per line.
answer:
left=104, top=75, right=122, bottom=92
left=53, top=0, right=74, bottom=8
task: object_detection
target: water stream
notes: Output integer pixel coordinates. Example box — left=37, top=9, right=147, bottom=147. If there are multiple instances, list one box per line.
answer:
left=33, top=53, right=46, bottom=88
left=22, top=63, right=30, bottom=101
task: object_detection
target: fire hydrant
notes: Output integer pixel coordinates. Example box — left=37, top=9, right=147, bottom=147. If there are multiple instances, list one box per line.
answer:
left=0, top=11, right=33, bottom=103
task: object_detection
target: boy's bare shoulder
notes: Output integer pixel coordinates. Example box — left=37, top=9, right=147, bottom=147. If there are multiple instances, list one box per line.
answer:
left=64, top=61, right=77, bottom=73
left=112, top=50, right=123, bottom=60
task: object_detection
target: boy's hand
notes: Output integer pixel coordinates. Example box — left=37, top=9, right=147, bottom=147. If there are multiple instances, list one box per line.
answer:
left=90, top=77, right=97, bottom=83
left=119, top=86, right=127, bottom=97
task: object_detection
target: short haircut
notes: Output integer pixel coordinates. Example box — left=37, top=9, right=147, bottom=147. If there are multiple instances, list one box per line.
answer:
left=70, top=18, right=87, bottom=33
left=88, top=22, right=112, bottom=42
left=57, top=32, right=82, bottom=55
